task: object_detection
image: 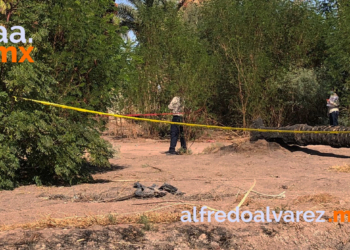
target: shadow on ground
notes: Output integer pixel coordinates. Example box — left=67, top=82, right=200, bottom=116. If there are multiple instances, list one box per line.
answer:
left=88, top=164, right=128, bottom=174
left=278, top=142, right=350, bottom=159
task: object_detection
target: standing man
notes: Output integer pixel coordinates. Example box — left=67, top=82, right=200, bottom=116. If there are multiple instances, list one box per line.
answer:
left=166, top=96, right=187, bottom=155
left=327, top=91, right=340, bottom=126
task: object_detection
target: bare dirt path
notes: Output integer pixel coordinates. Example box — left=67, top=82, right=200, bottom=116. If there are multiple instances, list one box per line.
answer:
left=1, top=136, right=350, bottom=249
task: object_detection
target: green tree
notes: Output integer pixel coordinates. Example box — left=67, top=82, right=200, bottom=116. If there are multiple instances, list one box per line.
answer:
left=117, top=0, right=186, bottom=36
left=0, top=0, right=124, bottom=189
left=199, top=0, right=327, bottom=127
left=119, top=2, right=214, bottom=138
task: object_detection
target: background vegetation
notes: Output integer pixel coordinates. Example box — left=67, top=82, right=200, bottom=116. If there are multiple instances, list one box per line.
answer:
left=117, top=0, right=349, bottom=128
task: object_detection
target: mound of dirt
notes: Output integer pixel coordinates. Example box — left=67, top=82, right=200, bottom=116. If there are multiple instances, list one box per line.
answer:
left=219, top=140, right=284, bottom=154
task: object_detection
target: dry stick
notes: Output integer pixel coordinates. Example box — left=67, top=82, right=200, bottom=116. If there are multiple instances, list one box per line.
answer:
left=101, top=194, right=135, bottom=203
left=151, top=166, right=163, bottom=172
left=250, top=190, right=285, bottom=198
left=132, top=200, right=184, bottom=206
left=237, top=179, right=256, bottom=208
left=234, top=186, right=285, bottom=199
left=235, top=190, right=240, bottom=199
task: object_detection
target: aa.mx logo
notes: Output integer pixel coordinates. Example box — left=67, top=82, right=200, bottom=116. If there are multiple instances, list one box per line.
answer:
left=0, top=26, right=34, bottom=63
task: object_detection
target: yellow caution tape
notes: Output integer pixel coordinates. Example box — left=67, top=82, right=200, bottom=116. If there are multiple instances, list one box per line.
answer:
left=13, top=96, right=350, bottom=134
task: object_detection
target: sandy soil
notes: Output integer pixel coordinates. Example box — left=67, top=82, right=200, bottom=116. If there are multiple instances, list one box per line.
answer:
left=1, top=135, right=350, bottom=249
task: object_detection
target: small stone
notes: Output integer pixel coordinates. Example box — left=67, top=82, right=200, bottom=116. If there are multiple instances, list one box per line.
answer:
left=212, top=235, right=221, bottom=242
left=199, top=233, right=207, bottom=240
left=198, top=233, right=207, bottom=241
left=210, top=242, right=220, bottom=249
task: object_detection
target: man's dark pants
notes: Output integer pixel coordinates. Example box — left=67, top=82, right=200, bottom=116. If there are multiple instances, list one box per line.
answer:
left=329, top=111, right=339, bottom=126
left=169, top=116, right=187, bottom=153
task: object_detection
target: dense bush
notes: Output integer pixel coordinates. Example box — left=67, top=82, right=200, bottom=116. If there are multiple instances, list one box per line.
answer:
left=0, top=0, right=124, bottom=189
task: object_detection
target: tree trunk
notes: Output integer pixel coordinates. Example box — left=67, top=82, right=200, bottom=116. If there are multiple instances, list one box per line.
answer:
left=250, top=117, right=350, bottom=148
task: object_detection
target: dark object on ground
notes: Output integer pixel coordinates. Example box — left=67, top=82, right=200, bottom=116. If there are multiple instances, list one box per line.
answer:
left=166, top=151, right=179, bottom=155
left=134, top=182, right=185, bottom=198
left=102, top=182, right=185, bottom=202
left=250, top=117, right=350, bottom=148
left=133, top=182, right=167, bottom=198
left=159, top=183, right=178, bottom=194
left=103, top=194, right=135, bottom=202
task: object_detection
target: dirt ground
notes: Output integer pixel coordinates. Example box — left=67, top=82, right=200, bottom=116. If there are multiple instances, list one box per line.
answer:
left=1, top=134, right=350, bottom=249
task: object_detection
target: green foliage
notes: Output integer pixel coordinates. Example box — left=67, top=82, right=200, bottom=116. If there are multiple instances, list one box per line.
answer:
left=138, top=215, right=154, bottom=231
left=199, top=0, right=326, bottom=127
left=0, top=0, right=124, bottom=189
left=119, top=2, right=214, bottom=139
left=267, top=68, right=328, bottom=126
left=107, top=213, right=117, bottom=224
left=117, top=0, right=185, bottom=36
left=177, top=147, right=192, bottom=155
left=324, top=0, right=350, bottom=122
left=117, top=0, right=337, bottom=134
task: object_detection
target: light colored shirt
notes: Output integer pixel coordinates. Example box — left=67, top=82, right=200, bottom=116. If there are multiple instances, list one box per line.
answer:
left=327, top=94, right=339, bottom=114
left=168, top=96, right=184, bottom=116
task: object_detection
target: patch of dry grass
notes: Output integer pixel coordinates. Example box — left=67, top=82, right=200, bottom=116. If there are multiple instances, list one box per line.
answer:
left=177, top=148, right=193, bottom=155
left=185, top=191, right=238, bottom=202
left=202, top=143, right=225, bottom=154
left=293, top=193, right=337, bottom=205
left=329, top=164, right=350, bottom=173
left=0, top=206, right=194, bottom=232
left=183, top=185, right=239, bottom=202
